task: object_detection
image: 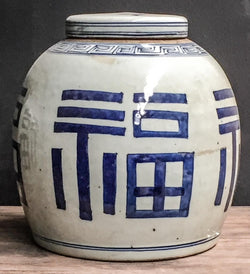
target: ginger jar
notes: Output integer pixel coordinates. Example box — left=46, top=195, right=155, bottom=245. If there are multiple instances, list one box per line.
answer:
left=12, top=13, right=240, bottom=261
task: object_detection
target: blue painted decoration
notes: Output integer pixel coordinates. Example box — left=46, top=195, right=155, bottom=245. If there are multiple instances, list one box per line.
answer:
left=54, top=122, right=126, bottom=136
left=216, top=106, right=238, bottom=119
left=54, top=122, right=125, bottom=221
left=133, top=110, right=188, bottom=138
left=219, top=120, right=240, bottom=135
left=66, top=20, right=188, bottom=38
left=34, top=232, right=219, bottom=252
left=133, top=92, right=188, bottom=138
left=13, top=102, right=23, bottom=127
left=57, top=107, right=125, bottom=121
left=76, top=132, right=92, bottom=221
left=213, top=88, right=240, bottom=212
left=12, top=140, right=28, bottom=206
left=213, top=88, right=234, bottom=101
left=66, top=21, right=187, bottom=26
left=214, top=148, right=227, bottom=206
left=224, top=131, right=238, bottom=212
left=103, top=153, right=117, bottom=215
left=53, top=90, right=125, bottom=220
left=68, top=31, right=188, bottom=37
left=126, top=153, right=194, bottom=218
left=54, top=123, right=125, bottom=221
left=133, top=92, right=187, bottom=104
left=62, top=89, right=123, bottom=103
left=12, top=87, right=28, bottom=206
left=13, top=88, right=27, bottom=127
left=51, top=148, right=66, bottom=210
left=49, top=41, right=208, bottom=57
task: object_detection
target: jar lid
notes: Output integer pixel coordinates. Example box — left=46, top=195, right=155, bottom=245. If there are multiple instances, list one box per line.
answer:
left=66, top=12, right=188, bottom=39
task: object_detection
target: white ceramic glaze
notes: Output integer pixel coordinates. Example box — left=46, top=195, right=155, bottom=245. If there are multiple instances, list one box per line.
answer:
left=13, top=13, right=240, bottom=261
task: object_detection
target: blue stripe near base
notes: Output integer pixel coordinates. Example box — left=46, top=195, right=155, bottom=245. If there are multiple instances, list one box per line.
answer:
left=33, top=233, right=219, bottom=252
left=153, top=161, right=166, bottom=211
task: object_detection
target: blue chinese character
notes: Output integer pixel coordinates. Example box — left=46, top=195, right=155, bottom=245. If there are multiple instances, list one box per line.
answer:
left=126, top=92, right=193, bottom=218
left=133, top=93, right=188, bottom=138
left=126, top=153, right=194, bottom=218
left=52, top=90, right=125, bottom=220
left=52, top=90, right=194, bottom=221
left=213, top=89, right=240, bottom=211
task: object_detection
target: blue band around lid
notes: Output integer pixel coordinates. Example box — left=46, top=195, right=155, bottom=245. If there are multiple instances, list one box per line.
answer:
left=66, top=12, right=188, bottom=39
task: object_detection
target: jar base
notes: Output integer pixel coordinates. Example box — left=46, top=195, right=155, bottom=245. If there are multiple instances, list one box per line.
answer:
left=32, top=233, right=219, bottom=261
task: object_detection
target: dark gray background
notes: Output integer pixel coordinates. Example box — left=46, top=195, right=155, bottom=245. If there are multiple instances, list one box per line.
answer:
left=1, top=1, right=249, bottom=205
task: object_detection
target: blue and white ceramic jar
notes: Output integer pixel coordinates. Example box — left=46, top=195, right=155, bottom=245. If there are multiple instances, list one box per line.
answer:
left=13, top=13, right=240, bottom=261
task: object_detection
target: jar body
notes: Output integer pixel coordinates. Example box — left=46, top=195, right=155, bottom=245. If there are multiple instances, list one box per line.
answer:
left=13, top=38, right=240, bottom=261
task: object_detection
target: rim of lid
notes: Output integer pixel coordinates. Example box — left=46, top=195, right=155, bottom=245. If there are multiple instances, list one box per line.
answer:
left=66, top=12, right=188, bottom=39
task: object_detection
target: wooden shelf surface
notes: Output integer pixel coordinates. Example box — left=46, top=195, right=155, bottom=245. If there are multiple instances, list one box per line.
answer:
left=0, top=206, right=249, bottom=273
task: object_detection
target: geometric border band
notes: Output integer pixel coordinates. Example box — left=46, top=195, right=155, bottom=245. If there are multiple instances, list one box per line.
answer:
left=48, top=41, right=208, bottom=57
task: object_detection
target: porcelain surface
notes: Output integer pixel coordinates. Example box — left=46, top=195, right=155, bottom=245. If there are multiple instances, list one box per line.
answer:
left=12, top=13, right=240, bottom=261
